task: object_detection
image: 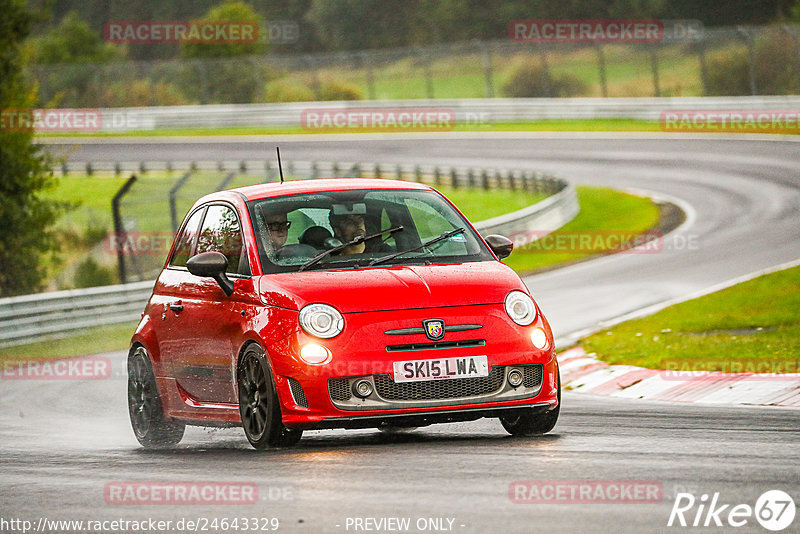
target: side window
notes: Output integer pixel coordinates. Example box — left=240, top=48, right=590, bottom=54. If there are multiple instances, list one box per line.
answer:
left=169, top=208, right=205, bottom=267
left=196, top=205, right=246, bottom=275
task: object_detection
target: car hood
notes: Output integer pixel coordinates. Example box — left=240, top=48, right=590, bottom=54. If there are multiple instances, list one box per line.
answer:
left=258, top=261, right=527, bottom=313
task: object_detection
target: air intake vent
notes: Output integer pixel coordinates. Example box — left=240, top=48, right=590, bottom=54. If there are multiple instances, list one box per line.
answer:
left=287, top=377, right=309, bottom=408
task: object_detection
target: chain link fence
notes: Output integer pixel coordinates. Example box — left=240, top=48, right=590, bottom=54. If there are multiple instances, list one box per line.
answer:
left=25, top=25, right=800, bottom=109
left=106, top=161, right=566, bottom=283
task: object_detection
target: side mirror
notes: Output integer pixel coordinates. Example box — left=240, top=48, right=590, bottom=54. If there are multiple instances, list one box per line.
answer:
left=485, top=235, right=513, bottom=259
left=186, top=251, right=234, bottom=296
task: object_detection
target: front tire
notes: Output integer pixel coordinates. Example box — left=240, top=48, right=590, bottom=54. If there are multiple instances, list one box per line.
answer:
left=500, top=368, right=560, bottom=436
left=237, top=345, right=302, bottom=449
left=127, top=346, right=185, bottom=448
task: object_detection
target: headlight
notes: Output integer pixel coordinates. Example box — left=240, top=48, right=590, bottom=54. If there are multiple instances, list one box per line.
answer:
left=505, top=291, right=537, bottom=326
left=298, top=303, right=344, bottom=339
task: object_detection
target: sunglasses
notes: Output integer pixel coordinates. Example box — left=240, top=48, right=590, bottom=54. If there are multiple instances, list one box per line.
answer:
left=267, top=221, right=291, bottom=231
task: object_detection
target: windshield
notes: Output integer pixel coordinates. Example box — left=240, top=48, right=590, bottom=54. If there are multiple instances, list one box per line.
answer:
left=248, top=189, right=492, bottom=273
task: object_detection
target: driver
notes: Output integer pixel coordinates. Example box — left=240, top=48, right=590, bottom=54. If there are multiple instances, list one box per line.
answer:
left=329, top=213, right=366, bottom=255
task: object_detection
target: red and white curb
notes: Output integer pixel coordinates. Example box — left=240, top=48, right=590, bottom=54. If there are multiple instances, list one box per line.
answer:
left=556, top=347, right=800, bottom=407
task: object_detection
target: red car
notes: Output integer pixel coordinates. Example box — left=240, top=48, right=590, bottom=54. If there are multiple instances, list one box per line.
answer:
left=128, top=178, right=560, bottom=449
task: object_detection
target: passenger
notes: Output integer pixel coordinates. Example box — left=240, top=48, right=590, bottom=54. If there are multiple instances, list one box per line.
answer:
left=263, top=211, right=291, bottom=254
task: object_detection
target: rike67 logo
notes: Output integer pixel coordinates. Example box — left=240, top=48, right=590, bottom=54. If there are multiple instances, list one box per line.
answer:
left=668, top=490, right=795, bottom=531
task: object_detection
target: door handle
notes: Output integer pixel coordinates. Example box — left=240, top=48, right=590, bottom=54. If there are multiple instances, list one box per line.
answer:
left=169, top=303, right=183, bottom=313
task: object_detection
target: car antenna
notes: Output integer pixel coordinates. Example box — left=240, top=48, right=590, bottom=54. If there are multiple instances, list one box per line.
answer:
left=276, top=146, right=284, bottom=184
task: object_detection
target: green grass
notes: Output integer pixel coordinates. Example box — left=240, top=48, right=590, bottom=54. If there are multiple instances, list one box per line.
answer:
left=36, top=119, right=667, bottom=138
left=41, top=117, right=800, bottom=138
left=0, top=321, right=138, bottom=360
left=437, top=186, right=548, bottom=220
left=503, top=186, right=661, bottom=274
left=582, top=266, right=800, bottom=373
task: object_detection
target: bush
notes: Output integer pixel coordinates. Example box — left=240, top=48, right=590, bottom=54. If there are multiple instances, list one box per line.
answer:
left=73, top=257, right=115, bottom=288
left=705, top=29, right=798, bottom=96
left=99, top=79, right=189, bottom=107
left=501, top=58, right=587, bottom=98
left=265, top=79, right=317, bottom=102
left=318, top=79, right=364, bottom=101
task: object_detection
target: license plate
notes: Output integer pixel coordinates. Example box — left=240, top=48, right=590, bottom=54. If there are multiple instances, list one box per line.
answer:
left=392, top=355, right=489, bottom=383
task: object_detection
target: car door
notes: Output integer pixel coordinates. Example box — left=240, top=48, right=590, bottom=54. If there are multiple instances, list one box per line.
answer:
left=160, top=203, right=252, bottom=404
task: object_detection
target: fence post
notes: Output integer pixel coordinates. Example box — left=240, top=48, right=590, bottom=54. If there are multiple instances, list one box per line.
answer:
left=595, top=44, right=609, bottom=97
left=481, top=42, right=495, bottom=98
left=697, top=39, right=710, bottom=96
left=423, top=50, right=434, bottom=99
left=434, top=167, right=441, bottom=187
left=481, top=170, right=489, bottom=190
left=396, top=164, right=403, bottom=180
left=361, top=51, right=376, bottom=100
left=196, top=61, right=210, bottom=104
left=650, top=45, right=661, bottom=97
left=450, top=168, right=458, bottom=189
left=216, top=171, right=236, bottom=191
left=539, top=47, right=553, bottom=97
left=111, top=175, right=137, bottom=284
left=169, top=170, right=194, bottom=233
left=737, top=27, right=758, bottom=95
left=783, top=25, right=800, bottom=93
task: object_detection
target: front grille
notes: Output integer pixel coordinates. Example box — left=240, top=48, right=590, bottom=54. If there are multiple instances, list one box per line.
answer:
left=327, top=364, right=544, bottom=407
left=374, top=366, right=505, bottom=401
left=287, top=377, right=309, bottom=408
left=386, top=339, right=486, bottom=352
left=328, top=377, right=352, bottom=402
left=523, top=364, right=543, bottom=388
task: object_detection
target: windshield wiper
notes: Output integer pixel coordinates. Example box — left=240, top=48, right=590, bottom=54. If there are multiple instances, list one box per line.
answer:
left=368, top=227, right=465, bottom=266
left=298, top=225, right=404, bottom=271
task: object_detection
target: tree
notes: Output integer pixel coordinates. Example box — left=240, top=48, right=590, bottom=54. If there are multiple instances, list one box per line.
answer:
left=0, top=0, right=64, bottom=296
left=178, top=1, right=267, bottom=103
left=24, top=11, right=124, bottom=107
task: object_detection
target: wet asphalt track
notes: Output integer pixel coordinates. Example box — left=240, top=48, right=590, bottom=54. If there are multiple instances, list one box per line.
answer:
left=1, top=133, right=798, bottom=533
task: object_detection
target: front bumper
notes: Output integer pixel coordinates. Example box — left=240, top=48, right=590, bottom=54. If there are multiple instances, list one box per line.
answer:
left=266, top=303, right=559, bottom=430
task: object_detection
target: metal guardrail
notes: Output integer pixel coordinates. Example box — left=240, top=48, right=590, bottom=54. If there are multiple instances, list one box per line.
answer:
left=0, top=166, right=578, bottom=347
left=79, top=96, right=800, bottom=133
left=0, top=281, right=154, bottom=348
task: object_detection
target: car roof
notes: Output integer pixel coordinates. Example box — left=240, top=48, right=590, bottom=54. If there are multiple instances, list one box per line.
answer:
left=221, top=178, right=434, bottom=203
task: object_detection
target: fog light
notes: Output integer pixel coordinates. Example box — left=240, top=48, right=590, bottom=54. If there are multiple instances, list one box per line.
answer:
left=353, top=379, right=373, bottom=398
left=299, top=343, right=331, bottom=365
left=530, top=327, right=549, bottom=350
left=507, top=368, right=524, bottom=387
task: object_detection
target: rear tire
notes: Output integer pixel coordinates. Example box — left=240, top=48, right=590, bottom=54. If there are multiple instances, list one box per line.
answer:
left=237, top=345, right=302, bottom=449
left=500, top=368, right=560, bottom=436
left=127, top=346, right=185, bottom=448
